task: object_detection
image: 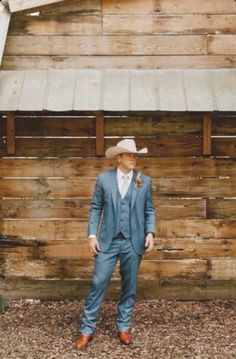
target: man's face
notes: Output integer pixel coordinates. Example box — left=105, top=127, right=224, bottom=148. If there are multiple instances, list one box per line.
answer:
left=117, top=153, right=137, bottom=172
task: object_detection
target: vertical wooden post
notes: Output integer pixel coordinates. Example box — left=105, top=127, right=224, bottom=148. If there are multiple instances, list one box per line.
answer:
left=202, top=113, right=212, bottom=156
left=6, top=112, right=15, bottom=155
left=94, top=111, right=104, bottom=156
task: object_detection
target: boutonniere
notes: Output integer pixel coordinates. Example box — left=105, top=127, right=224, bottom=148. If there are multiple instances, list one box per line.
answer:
left=134, top=172, right=143, bottom=188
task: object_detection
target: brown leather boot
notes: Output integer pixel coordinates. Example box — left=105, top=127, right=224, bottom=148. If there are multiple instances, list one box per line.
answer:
left=118, top=331, right=132, bottom=345
left=75, top=333, right=93, bottom=350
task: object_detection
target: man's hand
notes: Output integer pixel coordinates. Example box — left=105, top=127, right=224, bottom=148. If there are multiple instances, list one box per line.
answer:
left=145, top=233, right=154, bottom=253
left=89, top=236, right=100, bottom=256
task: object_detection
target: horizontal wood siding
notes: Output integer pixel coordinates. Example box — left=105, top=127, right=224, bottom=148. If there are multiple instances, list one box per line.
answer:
left=0, top=112, right=236, bottom=299
left=2, top=0, right=236, bottom=69
left=0, top=0, right=236, bottom=298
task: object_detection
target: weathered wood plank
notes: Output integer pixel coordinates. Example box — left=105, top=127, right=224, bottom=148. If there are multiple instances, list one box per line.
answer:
left=1, top=199, right=91, bottom=219
left=154, top=238, right=236, bottom=259
left=0, top=138, right=96, bottom=157
left=0, top=220, right=88, bottom=240
left=213, top=115, right=236, bottom=135
left=0, top=278, right=97, bottom=300
left=207, top=199, right=236, bottom=219
left=8, top=0, right=64, bottom=13
left=0, top=238, right=90, bottom=261
left=2, top=237, right=236, bottom=261
left=0, top=3, right=11, bottom=66
left=2, top=258, right=93, bottom=279
left=1, top=278, right=236, bottom=300
left=1, top=114, right=202, bottom=137
left=102, top=0, right=236, bottom=15
left=103, top=15, right=236, bottom=35
left=108, top=113, right=201, bottom=135
left=158, top=219, right=236, bottom=239
left=102, top=0, right=161, bottom=14
left=0, top=198, right=206, bottom=220
left=0, top=178, right=95, bottom=198
left=156, top=199, right=206, bottom=219
left=9, top=14, right=102, bottom=35
left=3, top=196, right=236, bottom=222
left=3, top=55, right=236, bottom=70
left=156, top=177, right=236, bottom=197
left=2, top=248, right=235, bottom=282
left=0, top=116, right=96, bottom=136
left=0, top=177, right=235, bottom=199
left=208, top=35, right=236, bottom=55
left=0, top=135, right=204, bottom=157
left=211, top=260, right=236, bottom=280
left=1, top=157, right=236, bottom=177
left=1, top=257, right=208, bottom=280
left=4, top=35, right=208, bottom=56
left=160, top=0, right=236, bottom=14
left=212, top=138, right=236, bottom=156
left=139, top=259, right=207, bottom=279
left=35, top=0, right=101, bottom=15
left=2, top=219, right=236, bottom=240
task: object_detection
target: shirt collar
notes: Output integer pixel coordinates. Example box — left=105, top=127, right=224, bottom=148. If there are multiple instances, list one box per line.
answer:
left=117, top=167, right=133, bottom=180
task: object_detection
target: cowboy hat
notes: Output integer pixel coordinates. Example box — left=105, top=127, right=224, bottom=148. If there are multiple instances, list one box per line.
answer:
left=105, top=139, right=148, bottom=159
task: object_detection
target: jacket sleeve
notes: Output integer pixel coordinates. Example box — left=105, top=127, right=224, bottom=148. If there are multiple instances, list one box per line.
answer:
left=144, top=177, right=156, bottom=236
left=87, top=175, right=104, bottom=236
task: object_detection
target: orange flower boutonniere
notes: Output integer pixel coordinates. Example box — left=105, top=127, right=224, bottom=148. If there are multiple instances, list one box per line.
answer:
left=134, top=172, right=143, bottom=188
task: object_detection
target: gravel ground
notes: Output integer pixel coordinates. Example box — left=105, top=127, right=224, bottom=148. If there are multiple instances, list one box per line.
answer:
left=0, top=299, right=236, bottom=359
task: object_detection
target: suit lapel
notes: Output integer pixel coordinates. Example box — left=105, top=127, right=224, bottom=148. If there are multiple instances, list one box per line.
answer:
left=111, top=168, right=118, bottom=215
left=131, top=170, right=138, bottom=211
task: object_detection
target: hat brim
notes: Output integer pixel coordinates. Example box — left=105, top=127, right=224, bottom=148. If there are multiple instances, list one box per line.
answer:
left=105, top=146, right=148, bottom=159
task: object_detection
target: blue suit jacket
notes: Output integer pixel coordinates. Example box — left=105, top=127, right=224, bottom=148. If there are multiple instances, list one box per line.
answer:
left=87, top=168, right=156, bottom=255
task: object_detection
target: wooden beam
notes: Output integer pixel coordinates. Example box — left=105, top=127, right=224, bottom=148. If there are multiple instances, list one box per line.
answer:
left=94, top=111, right=104, bottom=156
left=6, top=112, right=15, bottom=155
left=203, top=113, right=212, bottom=155
left=0, top=3, right=11, bottom=67
left=8, top=0, right=65, bottom=13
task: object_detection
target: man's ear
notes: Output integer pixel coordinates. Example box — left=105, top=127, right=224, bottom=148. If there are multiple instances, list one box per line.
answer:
left=117, top=154, right=122, bottom=163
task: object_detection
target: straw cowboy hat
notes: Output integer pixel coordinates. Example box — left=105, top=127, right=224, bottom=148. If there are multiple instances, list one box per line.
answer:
left=105, top=139, right=148, bottom=159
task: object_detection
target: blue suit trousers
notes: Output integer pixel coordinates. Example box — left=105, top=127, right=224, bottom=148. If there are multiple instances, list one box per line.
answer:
left=79, top=235, right=141, bottom=334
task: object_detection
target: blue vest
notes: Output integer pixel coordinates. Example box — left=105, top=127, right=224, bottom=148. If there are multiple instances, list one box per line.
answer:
left=114, top=177, right=133, bottom=238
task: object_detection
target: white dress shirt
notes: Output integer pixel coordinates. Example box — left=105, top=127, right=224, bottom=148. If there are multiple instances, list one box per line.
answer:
left=116, top=167, right=133, bottom=197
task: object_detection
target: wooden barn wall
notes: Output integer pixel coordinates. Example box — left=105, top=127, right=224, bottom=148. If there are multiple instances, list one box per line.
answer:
left=1, top=112, right=236, bottom=300
left=1, top=0, right=236, bottom=70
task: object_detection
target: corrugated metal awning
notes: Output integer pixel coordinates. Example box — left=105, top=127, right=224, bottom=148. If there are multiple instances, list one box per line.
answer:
left=0, top=69, right=235, bottom=112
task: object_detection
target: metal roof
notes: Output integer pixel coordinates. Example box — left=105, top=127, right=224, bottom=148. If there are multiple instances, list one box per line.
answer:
left=0, top=69, right=235, bottom=112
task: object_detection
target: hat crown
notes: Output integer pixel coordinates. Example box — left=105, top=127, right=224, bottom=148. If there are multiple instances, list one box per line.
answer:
left=117, top=139, right=137, bottom=152
left=105, top=138, right=148, bottom=158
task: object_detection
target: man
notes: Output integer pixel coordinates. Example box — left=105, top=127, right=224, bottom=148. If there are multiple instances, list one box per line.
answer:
left=75, top=138, right=156, bottom=349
